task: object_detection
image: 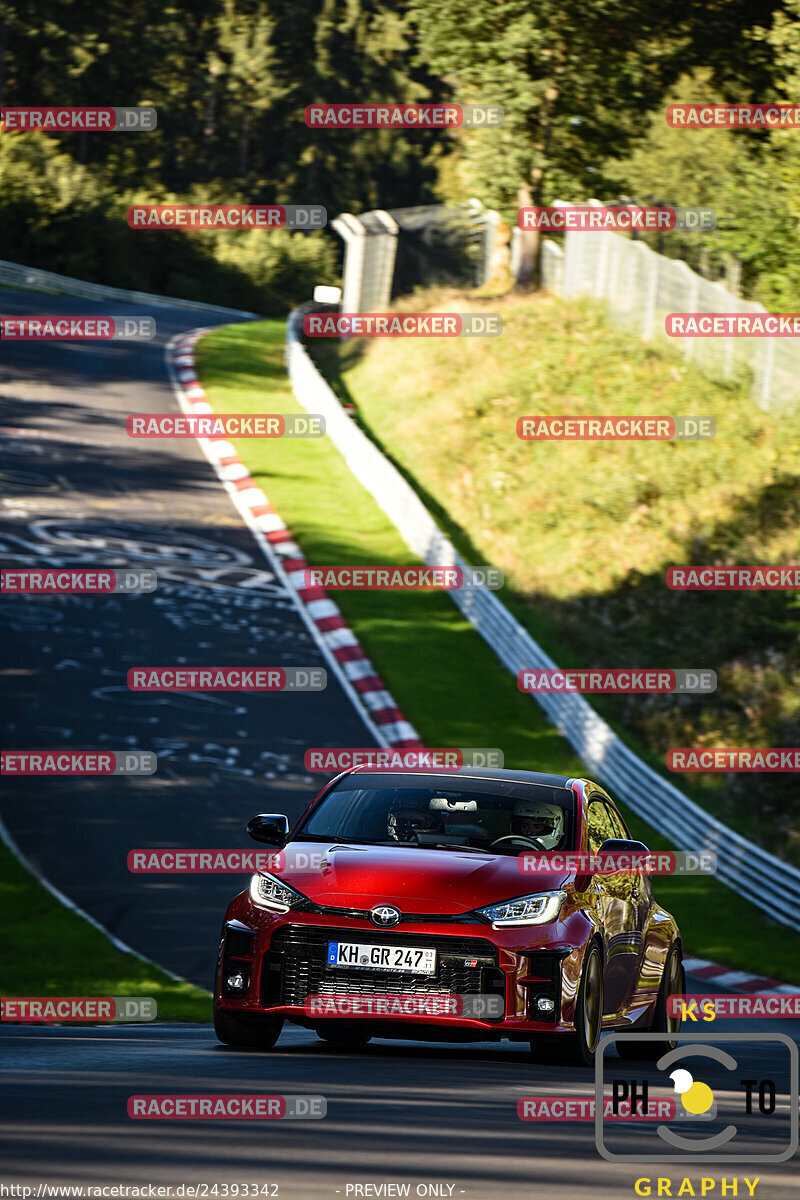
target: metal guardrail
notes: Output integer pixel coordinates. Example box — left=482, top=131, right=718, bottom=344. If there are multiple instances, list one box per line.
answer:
left=287, top=305, right=800, bottom=928
left=0, top=259, right=258, bottom=319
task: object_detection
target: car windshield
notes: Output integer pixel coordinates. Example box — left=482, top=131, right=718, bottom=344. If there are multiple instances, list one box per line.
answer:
left=296, top=780, right=575, bottom=855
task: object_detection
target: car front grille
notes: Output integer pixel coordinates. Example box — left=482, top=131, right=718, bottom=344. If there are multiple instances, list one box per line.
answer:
left=260, top=925, right=504, bottom=1017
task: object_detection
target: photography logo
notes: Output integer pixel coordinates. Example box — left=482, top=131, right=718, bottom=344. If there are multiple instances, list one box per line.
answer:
left=595, top=1033, right=798, bottom=1162
left=669, top=1067, right=716, bottom=1119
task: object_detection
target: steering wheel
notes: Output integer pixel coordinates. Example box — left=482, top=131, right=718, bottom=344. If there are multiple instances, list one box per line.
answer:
left=489, top=835, right=547, bottom=851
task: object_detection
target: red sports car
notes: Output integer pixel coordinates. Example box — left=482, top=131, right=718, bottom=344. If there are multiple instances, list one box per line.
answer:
left=213, top=767, right=683, bottom=1065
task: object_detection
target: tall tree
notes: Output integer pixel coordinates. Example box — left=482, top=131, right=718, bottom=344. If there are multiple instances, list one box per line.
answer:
left=408, top=0, right=784, bottom=282
left=212, top=0, right=286, bottom=176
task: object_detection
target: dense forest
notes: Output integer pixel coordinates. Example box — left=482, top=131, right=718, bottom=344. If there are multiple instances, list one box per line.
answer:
left=3, top=0, right=800, bottom=310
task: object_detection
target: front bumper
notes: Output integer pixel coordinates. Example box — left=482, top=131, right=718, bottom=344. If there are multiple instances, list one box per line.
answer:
left=215, top=901, right=590, bottom=1037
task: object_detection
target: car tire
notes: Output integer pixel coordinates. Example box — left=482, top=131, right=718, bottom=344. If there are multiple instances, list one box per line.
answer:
left=616, top=944, right=684, bottom=1061
left=531, top=942, right=603, bottom=1068
left=315, top=1023, right=372, bottom=1049
left=213, top=1006, right=283, bottom=1049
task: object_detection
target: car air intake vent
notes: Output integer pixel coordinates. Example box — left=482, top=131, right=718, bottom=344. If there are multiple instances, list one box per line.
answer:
left=224, top=927, right=255, bottom=957
left=260, top=926, right=502, bottom=1019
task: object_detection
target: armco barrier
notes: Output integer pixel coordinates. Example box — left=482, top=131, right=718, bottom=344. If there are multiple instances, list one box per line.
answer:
left=286, top=304, right=800, bottom=927
left=0, top=259, right=258, bottom=320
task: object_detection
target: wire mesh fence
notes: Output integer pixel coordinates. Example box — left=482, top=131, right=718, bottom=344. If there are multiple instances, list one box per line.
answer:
left=541, top=207, right=800, bottom=412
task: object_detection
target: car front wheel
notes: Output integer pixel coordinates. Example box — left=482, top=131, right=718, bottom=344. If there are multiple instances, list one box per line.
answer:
left=530, top=942, right=603, bottom=1068
left=315, top=1022, right=372, bottom=1049
left=213, top=1006, right=284, bottom=1049
left=617, top=944, right=684, bottom=1060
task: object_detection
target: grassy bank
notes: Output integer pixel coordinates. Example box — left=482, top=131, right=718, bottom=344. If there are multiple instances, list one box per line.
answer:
left=0, top=841, right=211, bottom=1021
left=195, top=319, right=800, bottom=983
left=311, top=288, right=800, bottom=868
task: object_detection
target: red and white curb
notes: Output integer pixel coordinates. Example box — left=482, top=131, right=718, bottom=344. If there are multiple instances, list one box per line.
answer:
left=682, top=955, right=800, bottom=995
left=165, top=329, right=422, bottom=752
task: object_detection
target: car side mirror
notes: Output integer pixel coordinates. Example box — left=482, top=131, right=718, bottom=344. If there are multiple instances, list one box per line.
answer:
left=597, top=838, right=650, bottom=856
left=247, top=814, right=290, bottom=846
left=574, top=838, right=651, bottom=890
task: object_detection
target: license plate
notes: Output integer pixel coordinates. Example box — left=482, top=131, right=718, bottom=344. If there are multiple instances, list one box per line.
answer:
left=327, top=941, right=437, bottom=974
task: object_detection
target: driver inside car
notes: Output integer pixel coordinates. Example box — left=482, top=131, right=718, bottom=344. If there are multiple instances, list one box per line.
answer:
left=386, top=806, right=443, bottom=843
left=509, top=800, right=564, bottom=849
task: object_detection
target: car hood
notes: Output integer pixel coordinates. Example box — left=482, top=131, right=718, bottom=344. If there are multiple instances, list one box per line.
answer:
left=273, top=840, right=572, bottom=914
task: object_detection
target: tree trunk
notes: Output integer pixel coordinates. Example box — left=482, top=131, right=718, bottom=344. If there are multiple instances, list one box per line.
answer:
left=513, top=182, right=540, bottom=290
left=515, top=78, right=559, bottom=291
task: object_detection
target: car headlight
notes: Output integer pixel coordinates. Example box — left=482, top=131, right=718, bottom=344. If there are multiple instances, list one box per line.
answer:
left=249, top=872, right=309, bottom=913
left=476, top=889, right=566, bottom=927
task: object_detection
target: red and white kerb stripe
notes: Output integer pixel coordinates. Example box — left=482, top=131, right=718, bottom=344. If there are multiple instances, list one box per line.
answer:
left=168, top=334, right=422, bottom=750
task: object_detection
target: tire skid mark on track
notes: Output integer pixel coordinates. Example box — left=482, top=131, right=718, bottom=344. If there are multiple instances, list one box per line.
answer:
left=0, top=301, right=406, bottom=983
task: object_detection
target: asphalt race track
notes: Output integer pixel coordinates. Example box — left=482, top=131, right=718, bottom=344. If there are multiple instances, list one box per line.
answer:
left=0, top=291, right=374, bottom=983
left=1, top=1020, right=798, bottom=1200
left=1, top=291, right=797, bottom=1199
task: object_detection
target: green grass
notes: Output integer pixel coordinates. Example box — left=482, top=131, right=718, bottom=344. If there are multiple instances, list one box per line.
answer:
left=195, top=319, right=800, bottom=985
left=0, top=841, right=211, bottom=1021
left=314, top=287, right=800, bottom=870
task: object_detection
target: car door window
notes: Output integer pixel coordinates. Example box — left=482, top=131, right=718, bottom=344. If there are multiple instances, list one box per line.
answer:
left=605, top=803, right=630, bottom=841
left=586, top=800, right=616, bottom=853
left=587, top=799, right=634, bottom=899
left=603, top=801, right=651, bottom=898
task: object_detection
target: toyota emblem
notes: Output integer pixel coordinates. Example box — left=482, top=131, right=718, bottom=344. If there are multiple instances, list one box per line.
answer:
left=369, top=904, right=401, bottom=928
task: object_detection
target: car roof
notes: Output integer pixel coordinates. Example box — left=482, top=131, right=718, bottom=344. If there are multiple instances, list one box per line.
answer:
left=344, top=765, right=581, bottom=793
